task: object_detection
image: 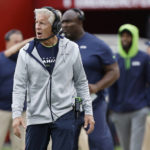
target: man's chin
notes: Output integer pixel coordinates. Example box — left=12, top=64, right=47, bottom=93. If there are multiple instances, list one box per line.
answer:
left=64, top=33, right=71, bottom=39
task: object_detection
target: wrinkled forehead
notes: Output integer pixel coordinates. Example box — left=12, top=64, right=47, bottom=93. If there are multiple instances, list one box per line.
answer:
left=62, top=10, right=78, bottom=21
left=35, top=12, right=50, bottom=20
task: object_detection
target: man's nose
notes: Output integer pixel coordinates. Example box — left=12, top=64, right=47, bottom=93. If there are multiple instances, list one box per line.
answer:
left=35, top=23, right=40, bottom=29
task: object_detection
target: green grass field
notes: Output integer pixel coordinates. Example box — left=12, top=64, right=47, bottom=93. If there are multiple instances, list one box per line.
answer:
left=115, top=146, right=122, bottom=150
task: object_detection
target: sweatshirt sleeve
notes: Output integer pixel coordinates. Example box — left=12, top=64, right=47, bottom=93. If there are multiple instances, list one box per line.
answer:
left=73, top=44, right=93, bottom=116
left=12, top=47, right=28, bottom=119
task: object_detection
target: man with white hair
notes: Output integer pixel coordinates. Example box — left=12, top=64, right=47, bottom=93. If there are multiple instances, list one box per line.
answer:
left=12, top=6, right=94, bottom=150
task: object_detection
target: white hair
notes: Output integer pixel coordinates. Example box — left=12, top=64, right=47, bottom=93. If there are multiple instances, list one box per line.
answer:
left=34, top=8, right=55, bottom=25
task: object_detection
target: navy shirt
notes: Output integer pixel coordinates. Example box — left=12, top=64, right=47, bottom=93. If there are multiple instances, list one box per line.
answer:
left=76, top=32, right=116, bottom=102
left=109, top=51, right=150, bottom=112
left=0, top=52, right=16, bottom=111
left=0, top=52, right=26, bottom=111
left=9, top=52, right=19, bottom=61
left=36, top=41, right=59, bottom=74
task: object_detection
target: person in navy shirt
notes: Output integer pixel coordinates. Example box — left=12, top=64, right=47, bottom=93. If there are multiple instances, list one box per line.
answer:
left=109, top=24, right=150, bottom=150
left=141, top=39, right=150, bottom=150
left=62, top=8, right=120, bottom=150
left=0, top=29, right=32, bottom=150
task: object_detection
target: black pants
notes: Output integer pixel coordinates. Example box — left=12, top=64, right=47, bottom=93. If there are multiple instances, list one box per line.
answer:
left=25, top=110, right=75, bottom=150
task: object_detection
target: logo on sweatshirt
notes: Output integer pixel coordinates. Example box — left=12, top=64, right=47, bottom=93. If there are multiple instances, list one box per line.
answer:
left=80, top=45, right=87, bottom=49
left=132, top=61, right=141, bottom=66
left=42, top=57, right=56, bottom=67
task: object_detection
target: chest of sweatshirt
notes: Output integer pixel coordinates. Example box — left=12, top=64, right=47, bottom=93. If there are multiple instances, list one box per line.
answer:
left=116, top=51, right=148, bottom=94
left=23, top=38, right=79, bottom=90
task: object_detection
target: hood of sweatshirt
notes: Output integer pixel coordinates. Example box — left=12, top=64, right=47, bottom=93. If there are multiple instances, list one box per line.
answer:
left=118, top=24, right=139, bottom=69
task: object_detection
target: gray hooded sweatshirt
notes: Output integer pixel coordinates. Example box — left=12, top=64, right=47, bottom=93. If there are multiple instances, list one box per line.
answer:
left=12, top=37, right=93, bottom=126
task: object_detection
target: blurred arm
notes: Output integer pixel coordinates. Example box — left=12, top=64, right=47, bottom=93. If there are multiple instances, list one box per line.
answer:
left=4, top=37, right=33, bottom=57
left=89, top=62, right=120, bottom=94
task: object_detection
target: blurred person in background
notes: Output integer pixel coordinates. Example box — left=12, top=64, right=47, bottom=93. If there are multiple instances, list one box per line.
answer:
left=0, top=29, right=32, bottom=150
left=141, top=41, right=150, bottom=150
left=145, top=41, right=150, bottom=55
left=109, top=24, right=150, bottom=150
left=12, top=6, right=94, bottom=150
left=62, top=8, right=120, bottom=150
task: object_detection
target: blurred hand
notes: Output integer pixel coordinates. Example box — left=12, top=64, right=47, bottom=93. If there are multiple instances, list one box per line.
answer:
left=12, top=116, right=26, bottom=138
left=84, top=114, right=95, bottom=134
left=89, top=84, right=98, bottom=94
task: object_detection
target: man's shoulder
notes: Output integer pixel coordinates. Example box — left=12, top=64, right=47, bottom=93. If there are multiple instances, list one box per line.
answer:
left=21, top=40, right=34, bottom=53
left=137, top=50, right=150, bottom=61
left=83, top=32, right=99, bottom=42
left=83, top=32, right=111, bottom=49
left=117, top=50, right=149, bottom=60
left=138, top=50, right=148, bottom=57
left=84, top=32, right=105, bottom=43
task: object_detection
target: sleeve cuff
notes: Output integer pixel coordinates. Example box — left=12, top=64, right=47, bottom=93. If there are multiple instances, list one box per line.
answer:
left=12, top=111, right=22, bottom=119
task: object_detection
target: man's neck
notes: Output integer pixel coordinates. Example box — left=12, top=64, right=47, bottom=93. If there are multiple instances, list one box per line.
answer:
left=71, top=29, right=85, bottom=41
left=41, top=36, right=58, bottom=47
left=124, top=48, right=130, bottom=54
